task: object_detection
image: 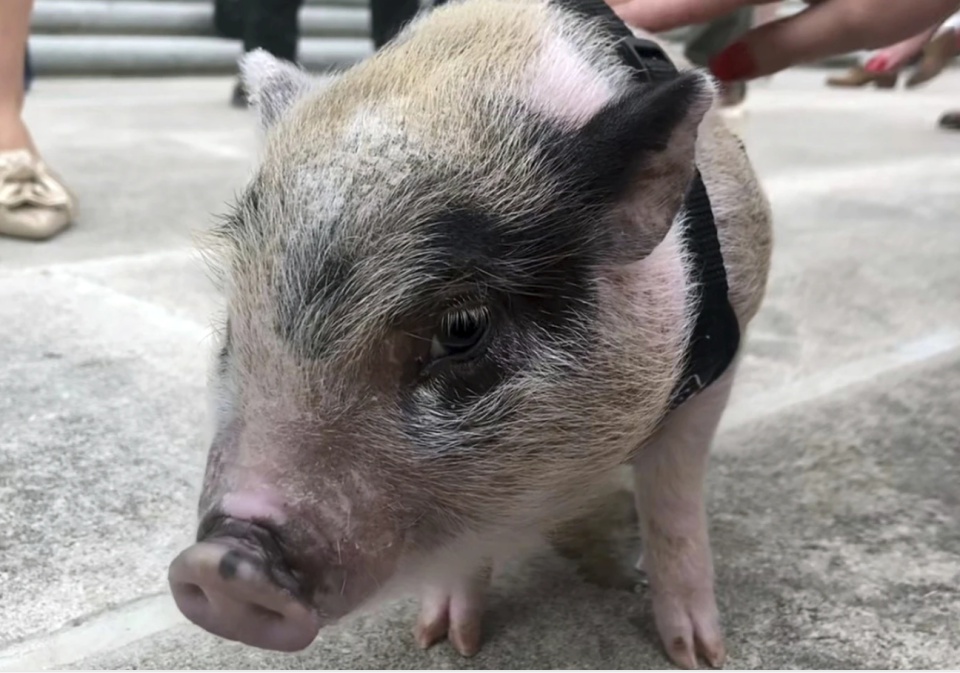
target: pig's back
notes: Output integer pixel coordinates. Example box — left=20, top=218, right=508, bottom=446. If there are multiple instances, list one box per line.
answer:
left=694, top=107, right=773, bottom=329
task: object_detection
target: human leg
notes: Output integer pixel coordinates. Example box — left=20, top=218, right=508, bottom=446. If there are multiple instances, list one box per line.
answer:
left=0, top=0, right=76, bottom=240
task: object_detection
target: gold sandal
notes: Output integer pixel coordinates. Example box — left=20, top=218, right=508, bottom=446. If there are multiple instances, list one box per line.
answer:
left=0, top=149, right=77, bottom=240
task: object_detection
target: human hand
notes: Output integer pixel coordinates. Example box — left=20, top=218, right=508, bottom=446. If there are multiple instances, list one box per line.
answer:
left=608, top=0, right=960, bottom=80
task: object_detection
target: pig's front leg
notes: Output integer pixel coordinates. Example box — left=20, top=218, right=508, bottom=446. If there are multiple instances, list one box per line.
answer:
left=414, top=561, right=492, bottom=657
left=633, top=365, right=737, bottom=670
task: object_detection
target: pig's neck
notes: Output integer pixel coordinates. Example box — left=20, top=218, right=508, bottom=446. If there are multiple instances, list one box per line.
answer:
left=626, top=217, right=698, bottom=396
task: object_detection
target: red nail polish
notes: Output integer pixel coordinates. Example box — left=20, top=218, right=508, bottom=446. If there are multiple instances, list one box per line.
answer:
left=864, top=55, right=888, bottom=72
left=709, top=41, right=756, bottom=81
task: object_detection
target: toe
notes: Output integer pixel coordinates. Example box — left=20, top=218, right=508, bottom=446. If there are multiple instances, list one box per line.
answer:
left=691, top=600, right=725, bottom=668
left=697, top=635, right=726, bottom=669
left=666, top=634, right=699, bottom=670
left=694, top=623, right=725, bottom=668
left=449, top=620, right=482, bottom=657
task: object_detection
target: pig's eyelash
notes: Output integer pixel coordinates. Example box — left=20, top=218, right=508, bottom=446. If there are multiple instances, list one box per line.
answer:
left=441, top=306, right=489, bottom=333
left=400, top=304, right=489, bottom=343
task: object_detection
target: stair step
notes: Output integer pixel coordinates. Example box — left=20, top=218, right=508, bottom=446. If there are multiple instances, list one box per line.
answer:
left=32, top=0, right=369, bottom=38
left=29, top=34, right=372, bottom=76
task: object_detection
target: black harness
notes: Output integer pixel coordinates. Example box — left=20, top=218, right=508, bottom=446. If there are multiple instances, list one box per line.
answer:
left=556, top=0, right=741, bottom=410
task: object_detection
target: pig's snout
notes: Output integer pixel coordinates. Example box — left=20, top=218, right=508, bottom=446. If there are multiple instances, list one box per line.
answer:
left=168, top=518, right=321, bottom=652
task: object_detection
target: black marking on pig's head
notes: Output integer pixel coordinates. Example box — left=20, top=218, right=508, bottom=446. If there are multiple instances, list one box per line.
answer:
left=393, top=201, right=600, bottom=419
left=421, top=203, right=598, bottom=334
left=269, top=191, right=599, bottom=389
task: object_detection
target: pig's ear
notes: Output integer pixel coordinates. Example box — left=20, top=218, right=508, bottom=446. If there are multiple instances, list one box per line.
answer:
left=239, top=49, right=315, bottom=130
left=576, top=70, right=716, bottom=263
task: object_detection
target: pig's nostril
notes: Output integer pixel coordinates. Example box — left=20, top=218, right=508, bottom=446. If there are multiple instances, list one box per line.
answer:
left=249, top=603, right=284, bottom=621
left=178, top=581, right=216, bottom=617
left=180, top=582, right=206, bottom=601
left=170, top=579, right=212, bottom=622
left=168, top=541, right=321, bottom=652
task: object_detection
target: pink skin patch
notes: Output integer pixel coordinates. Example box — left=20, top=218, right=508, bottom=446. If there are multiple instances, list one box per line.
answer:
left=628, top=224, right=691, bottom=328
left=525, top=34, right=616, bottom=129
left=221, top=489, right=289, bottom=526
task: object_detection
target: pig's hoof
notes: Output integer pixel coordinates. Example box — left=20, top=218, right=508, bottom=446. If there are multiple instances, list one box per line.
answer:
left=652, top=590, right=725, bottom=670
left=413, top=578, right=487, bottom=657
left=413, top=599, right=482, bottom=657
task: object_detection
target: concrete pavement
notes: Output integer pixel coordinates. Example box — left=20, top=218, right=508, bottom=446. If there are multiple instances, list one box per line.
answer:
left=1, top=71, right=959, bottom=669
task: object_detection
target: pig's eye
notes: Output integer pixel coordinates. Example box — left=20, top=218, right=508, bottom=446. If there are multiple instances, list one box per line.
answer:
left=430, top=306, right=491, bottom=361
